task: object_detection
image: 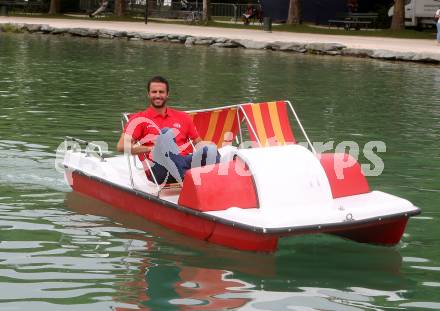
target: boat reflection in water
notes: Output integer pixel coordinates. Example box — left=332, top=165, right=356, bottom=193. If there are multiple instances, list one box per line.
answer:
left=65, top=192, right=406, bottom=310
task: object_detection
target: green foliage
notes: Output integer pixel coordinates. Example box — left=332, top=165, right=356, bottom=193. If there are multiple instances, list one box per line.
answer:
left=373, top=3, right=392, bottom=29
left=0, top=24, right=25, bottom=33
left=272, top=23, right=435, bottom=39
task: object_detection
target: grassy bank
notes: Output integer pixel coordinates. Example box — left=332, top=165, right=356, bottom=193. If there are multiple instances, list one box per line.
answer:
left=4, top=13, right=437, bottom=40
left=274, top=23, right=436, bottom=39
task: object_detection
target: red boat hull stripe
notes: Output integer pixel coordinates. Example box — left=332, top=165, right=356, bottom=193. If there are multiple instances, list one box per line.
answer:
left=71, top=171, right=279, bottom=252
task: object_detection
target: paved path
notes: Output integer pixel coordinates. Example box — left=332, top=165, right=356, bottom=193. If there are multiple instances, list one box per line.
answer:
left=1, top=16, right=439, bottom=56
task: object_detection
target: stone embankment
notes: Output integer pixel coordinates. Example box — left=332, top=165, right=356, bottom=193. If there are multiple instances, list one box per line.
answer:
left=1, top=22, right=439, bottom=64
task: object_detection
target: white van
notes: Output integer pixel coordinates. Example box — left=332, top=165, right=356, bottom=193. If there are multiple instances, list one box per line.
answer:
left=388, top=0, right=440, bottom=27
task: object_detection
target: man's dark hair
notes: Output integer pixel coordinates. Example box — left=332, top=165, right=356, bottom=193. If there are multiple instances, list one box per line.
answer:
left=147, top=76, right=169, bottom=93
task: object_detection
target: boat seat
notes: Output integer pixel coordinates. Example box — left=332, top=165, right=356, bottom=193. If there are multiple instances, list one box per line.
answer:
left=319, top=153, right=370, bottom=198
left=239, top=101, right=296, bottom=147
left=187, top=106, right=242, bottom=149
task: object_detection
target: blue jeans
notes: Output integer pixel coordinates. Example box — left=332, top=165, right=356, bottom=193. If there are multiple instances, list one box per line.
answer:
left=437, top=23, right=440, bottom=42
left=150, top=128, right=220, bottom=184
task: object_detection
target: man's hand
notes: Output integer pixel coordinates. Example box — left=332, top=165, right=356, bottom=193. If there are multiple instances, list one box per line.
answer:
left=116, top=133, right=153, bottom=155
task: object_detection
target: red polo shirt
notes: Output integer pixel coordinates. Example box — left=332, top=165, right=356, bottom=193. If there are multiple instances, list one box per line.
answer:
left=123, top=107, right=199, bottom=161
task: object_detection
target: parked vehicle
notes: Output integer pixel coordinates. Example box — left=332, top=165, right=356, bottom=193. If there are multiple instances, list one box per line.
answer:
left=388, top=0, right=440, bottom=27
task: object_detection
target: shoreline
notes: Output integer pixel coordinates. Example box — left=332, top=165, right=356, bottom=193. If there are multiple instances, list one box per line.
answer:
left=1, top=17, right=439, bottom=64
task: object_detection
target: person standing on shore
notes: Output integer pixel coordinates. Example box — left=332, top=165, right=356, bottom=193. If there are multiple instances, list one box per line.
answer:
left=436, top=8, right=440, bottom=44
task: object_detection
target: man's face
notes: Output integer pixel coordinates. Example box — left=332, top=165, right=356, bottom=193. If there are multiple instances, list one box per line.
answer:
left=148, top=82, right=168, bottom=109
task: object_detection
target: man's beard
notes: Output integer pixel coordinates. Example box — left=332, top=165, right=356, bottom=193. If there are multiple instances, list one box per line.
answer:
left=150, top=98, right=167, bottom=108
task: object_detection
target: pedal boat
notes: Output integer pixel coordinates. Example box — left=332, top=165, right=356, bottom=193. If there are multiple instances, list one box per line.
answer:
left=62, top=100, right=421, bottom=252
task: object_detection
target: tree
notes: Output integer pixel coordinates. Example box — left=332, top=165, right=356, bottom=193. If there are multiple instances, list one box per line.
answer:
left=48, top=0, right=60, bottom=14
left=287, top=0, right=301, bottom=25
left=203, top=0, right=211, bottom=22
left=115, top=0, right=125, bottom=17
left=390, top=0, right=405, bottom=30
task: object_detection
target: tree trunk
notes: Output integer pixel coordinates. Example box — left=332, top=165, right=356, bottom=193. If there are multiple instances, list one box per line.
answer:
left=48, top=0, right=60, bottom=14
left=390, top=0, right=405, bottom=30
left=114, top=0, right=125, bottom=17
left=287, top=0, right=301, bottom=25
left=203, top=0, right=211, bottom=22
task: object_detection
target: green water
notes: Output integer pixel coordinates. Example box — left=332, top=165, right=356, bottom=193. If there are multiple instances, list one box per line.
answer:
left=0, top=32, right=439, bottom=310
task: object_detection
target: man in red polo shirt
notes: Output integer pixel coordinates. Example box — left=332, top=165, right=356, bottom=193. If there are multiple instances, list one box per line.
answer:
left=117, top=76, right=220, bottom=184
